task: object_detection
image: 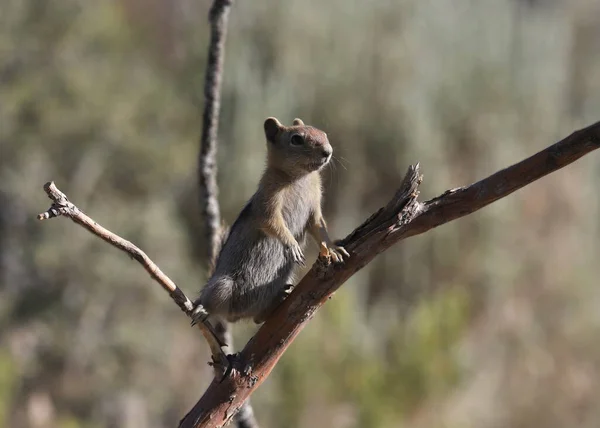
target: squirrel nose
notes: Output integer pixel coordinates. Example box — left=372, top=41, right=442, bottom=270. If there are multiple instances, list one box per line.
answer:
left=321, top=147, right=332, bottom=159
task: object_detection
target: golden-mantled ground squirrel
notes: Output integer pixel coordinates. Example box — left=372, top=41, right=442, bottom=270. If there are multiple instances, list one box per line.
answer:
left=193, top=117, right=348, bottom=326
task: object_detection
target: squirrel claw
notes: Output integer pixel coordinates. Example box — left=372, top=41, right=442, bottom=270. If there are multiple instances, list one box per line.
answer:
left=320, top=243, right=349, bottom=263
left=190, top=304, right=209, bottom=327
left=290, top=244, right=306, bottom=266
left=336, top=246, right=350, bottom=259
left=190, top=303, right=227, bottom=347
left=190, top=304, right=230, bottom=377
left=330, top=246, right=347, bottom=263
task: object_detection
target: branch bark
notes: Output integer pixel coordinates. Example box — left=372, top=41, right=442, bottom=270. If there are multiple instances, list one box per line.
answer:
left=178, top=120, right=600, bottom=427
left=198, top=0, right=231, bottom=265
left=36, top=182, right=228, bottom=363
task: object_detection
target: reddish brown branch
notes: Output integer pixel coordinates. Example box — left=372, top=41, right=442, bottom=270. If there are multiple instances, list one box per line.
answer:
left=179, top=120, right=600, bottom=427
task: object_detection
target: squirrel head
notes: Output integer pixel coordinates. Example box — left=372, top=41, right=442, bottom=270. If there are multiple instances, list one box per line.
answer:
left=263, top=117, right=333, bottom=177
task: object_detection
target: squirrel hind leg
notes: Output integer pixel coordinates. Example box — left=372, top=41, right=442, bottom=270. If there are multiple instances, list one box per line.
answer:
left=252, top=283, right=295, bottom=324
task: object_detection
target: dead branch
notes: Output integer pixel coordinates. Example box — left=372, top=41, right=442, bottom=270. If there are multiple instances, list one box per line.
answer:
left=38, top=182, right=195, bottom=313
left=37, top=182, right=229, bottom=369
left=198, top=0, right=232, bottom=265
left=178, top=120, right=600, bottom=427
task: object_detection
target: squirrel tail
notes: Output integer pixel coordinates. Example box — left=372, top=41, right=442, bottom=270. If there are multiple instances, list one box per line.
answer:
left=205, top=223, right=232, bottom=349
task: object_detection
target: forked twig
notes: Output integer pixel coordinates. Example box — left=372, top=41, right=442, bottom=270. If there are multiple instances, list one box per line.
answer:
left=37, top=181, right=229, bottom=370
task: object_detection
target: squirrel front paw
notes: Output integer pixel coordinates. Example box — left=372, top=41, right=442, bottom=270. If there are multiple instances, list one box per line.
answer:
left=288, top=242, right=306, bottom=266
left=320, top=242, right=350, bottom=263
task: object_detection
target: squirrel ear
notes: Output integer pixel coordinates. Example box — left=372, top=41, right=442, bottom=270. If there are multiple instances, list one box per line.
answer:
left=264, top=117, right=283, bottom=142
left=292, top=118, right=305, bottom=126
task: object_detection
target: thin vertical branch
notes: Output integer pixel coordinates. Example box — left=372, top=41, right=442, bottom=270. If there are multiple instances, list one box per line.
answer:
left=199, top=0, right=231, bottom=265
left=196, top=1, right=259, bottom=427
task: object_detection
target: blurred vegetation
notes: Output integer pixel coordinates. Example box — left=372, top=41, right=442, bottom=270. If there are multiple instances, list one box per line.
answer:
left=1, top=0, right=600, bottom=427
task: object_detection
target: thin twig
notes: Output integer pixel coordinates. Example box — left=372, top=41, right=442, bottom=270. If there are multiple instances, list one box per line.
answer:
left=37, top=182, right=229, bottom=369
left=179, top=120, right=600, bottom=427
left=38, top=182, right=194, bottom=312
left=198, top=0, right=232, bottom=265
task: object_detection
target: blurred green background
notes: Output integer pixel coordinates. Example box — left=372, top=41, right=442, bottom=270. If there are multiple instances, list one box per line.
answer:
left=2, top=0, right=600, bottom=427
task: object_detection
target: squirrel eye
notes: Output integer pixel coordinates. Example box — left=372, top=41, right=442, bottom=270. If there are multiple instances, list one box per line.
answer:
left=290, top=134, right=304, bottom=146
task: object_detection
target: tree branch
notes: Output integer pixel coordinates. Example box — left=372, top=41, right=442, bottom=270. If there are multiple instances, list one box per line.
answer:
left=179, top=120, right=600, bottom=427
left=198, top=0, right=232, bottom=265
left=38, top=182, right=195, bottom=314
left=36, top=182, right=229, bottom=367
